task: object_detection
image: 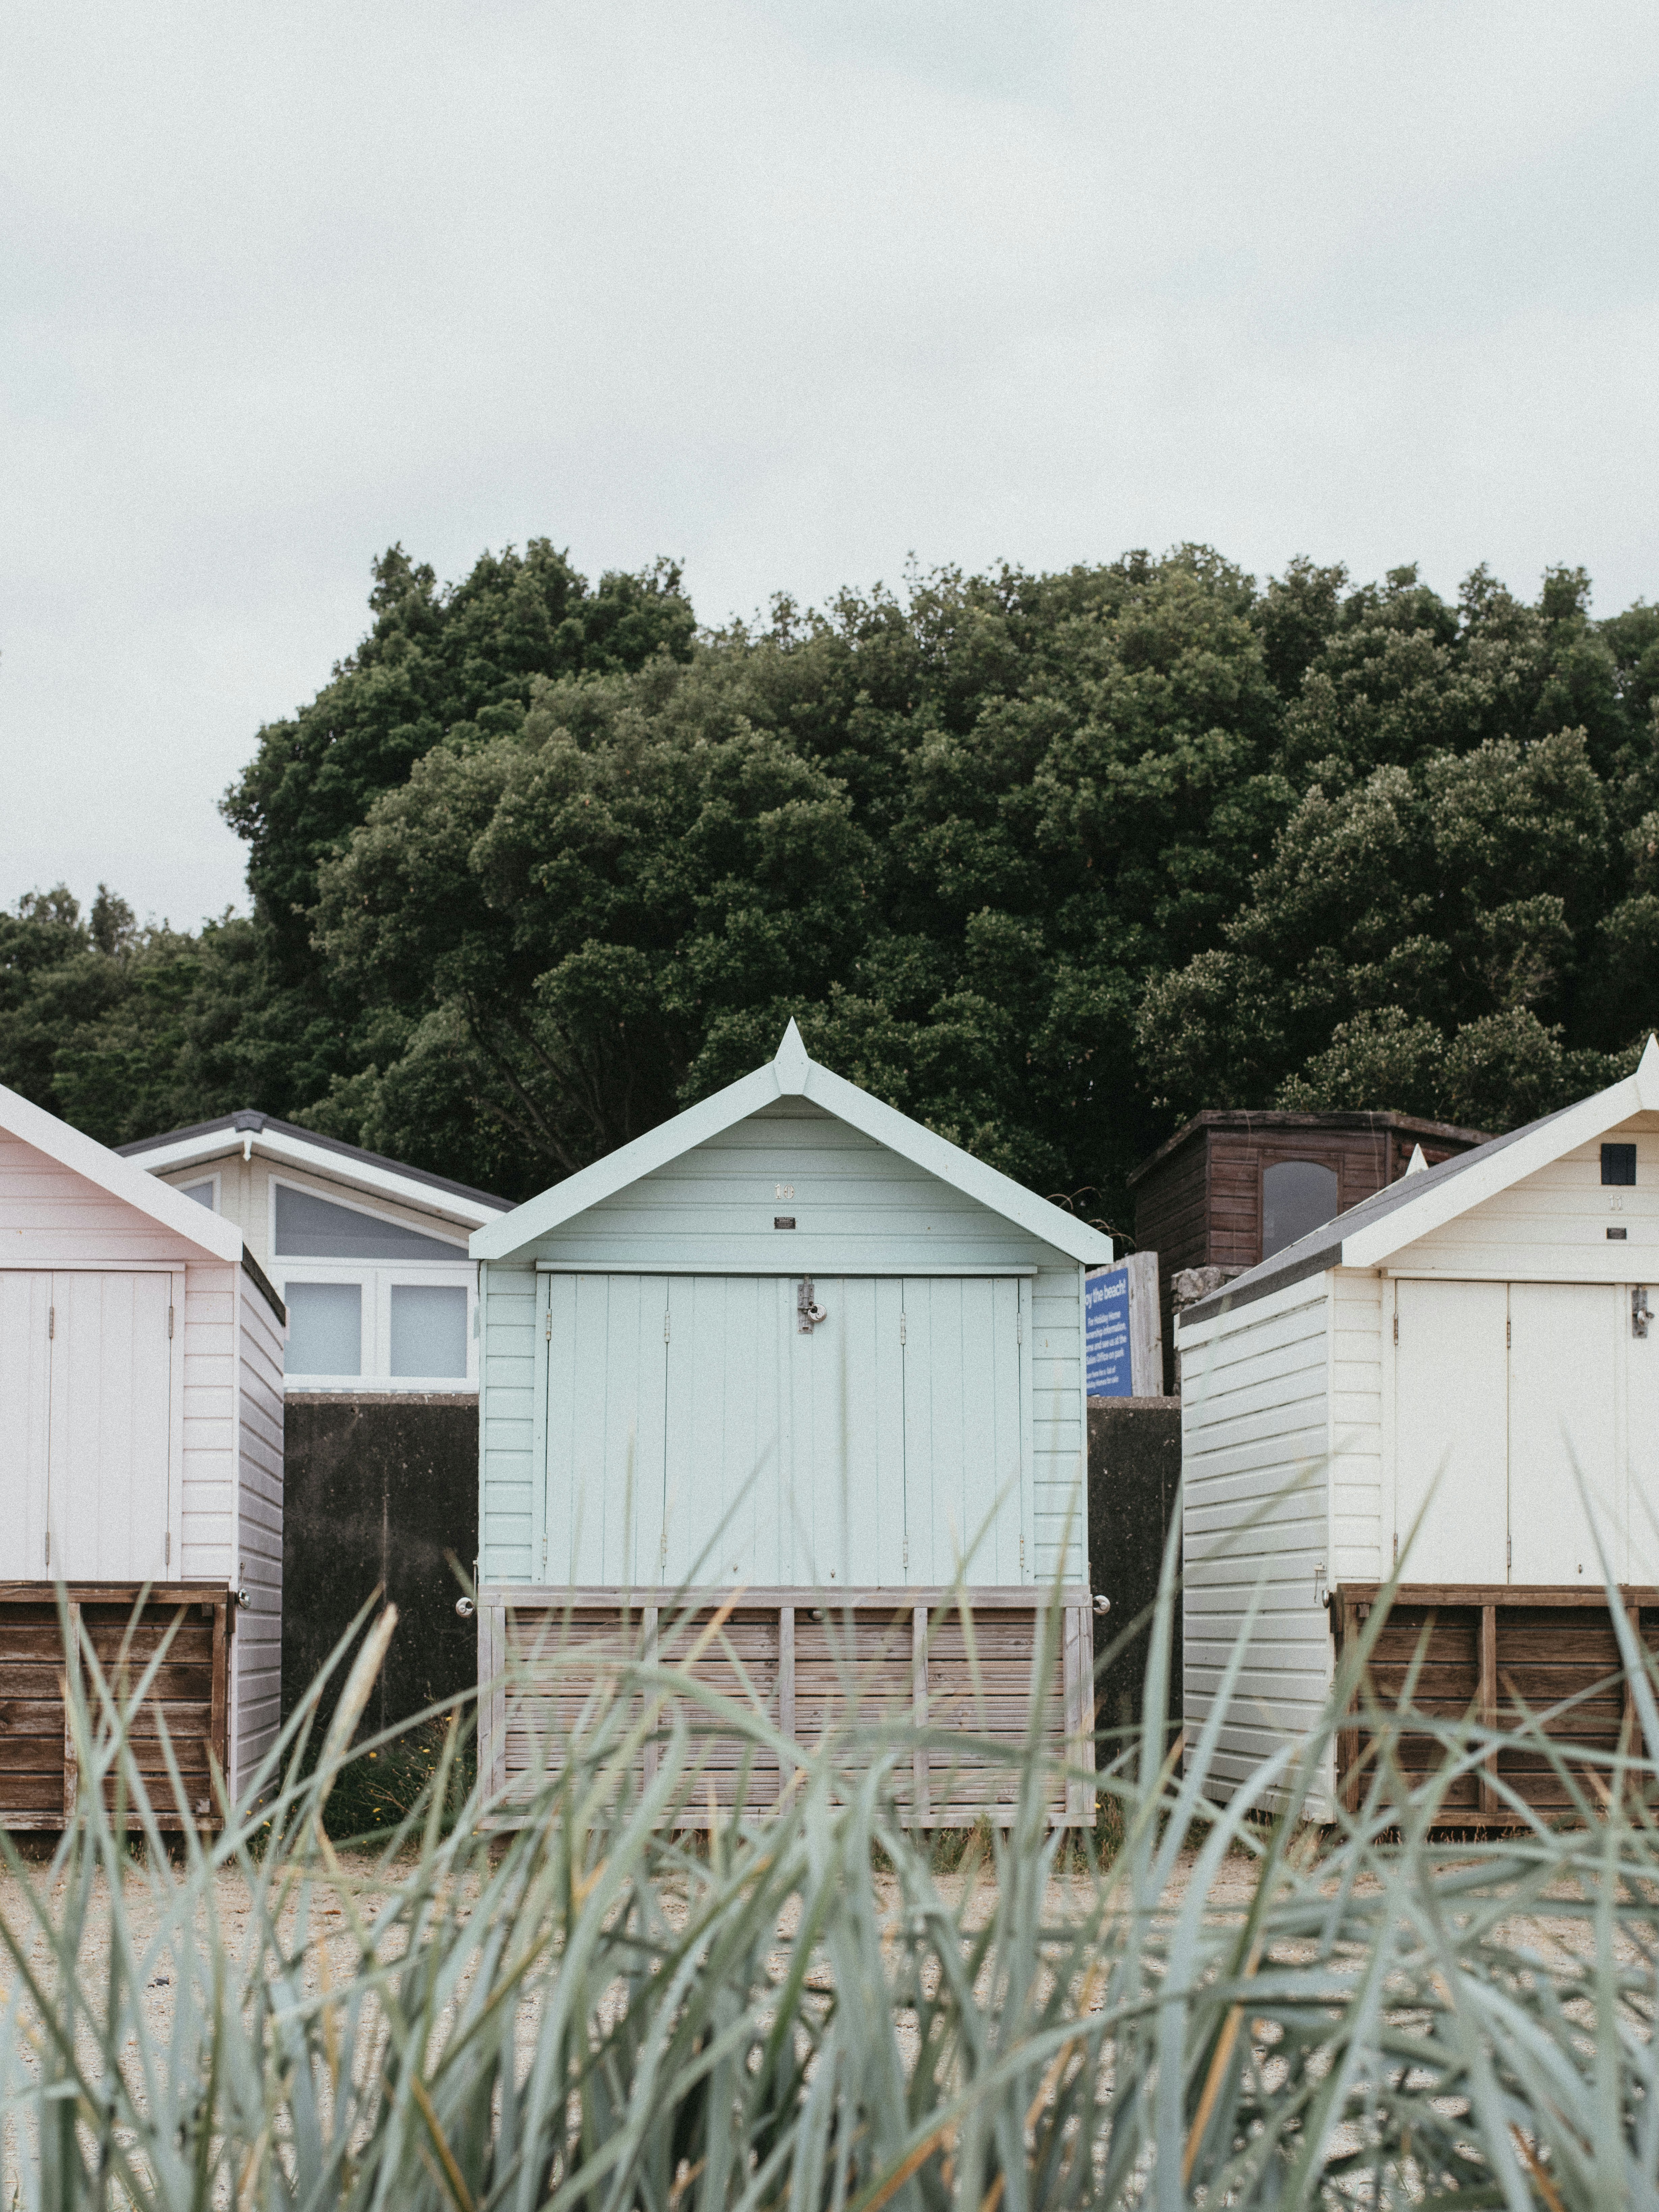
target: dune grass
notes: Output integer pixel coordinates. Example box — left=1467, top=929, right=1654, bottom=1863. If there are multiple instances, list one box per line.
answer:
left=5, top=1559, right=1659, bottom=2209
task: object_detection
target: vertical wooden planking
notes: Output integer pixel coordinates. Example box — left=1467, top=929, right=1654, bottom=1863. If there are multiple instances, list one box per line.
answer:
left=62, top=1598, right=81, bottom=1824
left=1478, top=1602, right=1497, bottom=1818
left=643, top=1604, right=660, bottom=1791
left=1394, top=1279, right=1507, bottom=1583
left=912, top=1604, right=930, bottom=1824
left=51, top=1274, right=172, bottom=1581
left=0, top=1273, right=52, bottom=1578
left=624, top=1274, right=670, bottom=1586
left=777, top=1602, right=795, bottom=1746
left=210, top=1595, right=228, bottom=1812
left=1508, top=1284, right=1618, bottom=1583
left=542, top=1273, right=579, bottom=1584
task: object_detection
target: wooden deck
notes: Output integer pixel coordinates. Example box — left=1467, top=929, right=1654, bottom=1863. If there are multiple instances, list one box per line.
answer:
left=0, top=1583, right=233, bottom=1831
left=479, top=1587, right=1096, bottom=1827
left=1332, top=1583, right=1659, bottom=1823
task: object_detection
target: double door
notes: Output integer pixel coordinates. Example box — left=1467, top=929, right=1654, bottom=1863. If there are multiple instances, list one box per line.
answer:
left=539, top=1274, right=1029, bottom=1589
left=0, top=1272, right=178, bottom=1581
left=1393, top=1278, right=1648, bottom=1584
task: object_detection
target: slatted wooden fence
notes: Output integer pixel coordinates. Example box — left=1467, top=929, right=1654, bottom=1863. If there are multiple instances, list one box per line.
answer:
left=1332, top=1583, right=1659, bottom=1822
left=0, top=1583, right=233, bottom=1831
left=479, top=1587, right=1095, bottom=1827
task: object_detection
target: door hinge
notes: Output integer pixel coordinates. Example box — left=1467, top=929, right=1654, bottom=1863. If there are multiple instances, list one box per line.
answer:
left=899, top=1313, right=906, bottom=1346
left=44, top=1531, right=50, bottom=1568
left=540, top=1533, right=548, bottom=1571
left=545, top=1310, right=551, bottom=1340
left=1507, top=1534, right=1513, bottom=1573
left=1506, top=1315, right=1511, bottom=1348
left=664, top=1309, right=671, bottom=1343
left=164, top=1531, right=171, bottom=1566
left=902, top=1538, right=908, bottom=1572
left=1392, top=1311, right=1398, bottom=1344
left=167, top=1304, right=175, bottom=1340
left=1019, top=1534, right=1026, bottom=1575
left=48, top=1305, right=55, bottom=1340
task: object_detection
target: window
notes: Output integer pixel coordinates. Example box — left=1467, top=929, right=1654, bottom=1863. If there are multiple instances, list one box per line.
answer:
left=390, top=1284, right=468, bottom=1376
left=275, top=1184, right=463, bottom=1260
left=1262, top=1160, right=1340, bottom=1259
left=271, top=1177, right=474, bottom=1389
left=1603, top=1143, right=1637, bottom=1187
left=285, top=1282, right=363, bottom=1376
left=180, top=1179, right=216, bottom=1210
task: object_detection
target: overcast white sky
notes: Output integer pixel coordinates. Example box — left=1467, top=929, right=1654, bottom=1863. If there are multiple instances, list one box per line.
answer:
left=3, top=1, right=1657, bottom=928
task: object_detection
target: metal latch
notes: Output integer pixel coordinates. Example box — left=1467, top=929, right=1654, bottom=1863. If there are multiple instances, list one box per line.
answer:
left=1635, top=1287, right=1653, bottom=1339
left=796, top=1277, right=827, bottom=1333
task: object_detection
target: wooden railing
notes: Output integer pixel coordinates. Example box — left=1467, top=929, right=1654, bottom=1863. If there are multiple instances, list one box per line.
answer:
left=478, top=1586, right=1095, bottom=1827
left=1332, top=1583, right=1659, bottom=1822
left=0, top=1583, right=233, bottom=1831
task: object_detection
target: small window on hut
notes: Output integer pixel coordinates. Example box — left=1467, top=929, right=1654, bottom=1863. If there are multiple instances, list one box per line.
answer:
left=1261, top=1160, right=1340, bottom=1259
left=1602, top=1143, right=1637, bottom=1186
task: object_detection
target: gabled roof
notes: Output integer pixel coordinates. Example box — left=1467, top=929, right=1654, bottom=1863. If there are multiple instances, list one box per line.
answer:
left=472, top=1021, right=1115, bottom=1266
left=0, top=1082, right=244, bottom=1263
left=1180, top=1036, right=1659, bottom=1326
left=1126, top=1105, right=1491, bottom=1187
left=118, top=1109, right=512, bottom=1224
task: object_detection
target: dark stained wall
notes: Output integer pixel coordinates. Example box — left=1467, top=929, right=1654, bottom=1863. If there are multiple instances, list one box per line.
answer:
left=282, top=1394, right=478, bottom=1739
left=1087, top=1397, right=1182, bottom=1766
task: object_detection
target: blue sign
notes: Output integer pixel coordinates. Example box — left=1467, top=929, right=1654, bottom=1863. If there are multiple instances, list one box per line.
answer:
left=1084, top=1265, right=1132, bottom=1397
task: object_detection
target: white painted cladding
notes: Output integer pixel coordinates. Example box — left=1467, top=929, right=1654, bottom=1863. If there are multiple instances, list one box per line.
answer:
left=1177, top=1101, right=1659, bottom=1812
left=0, top=1117, right=285, bottom=1799
left=1180, top=1279, right=1336, bottom=1817
left=479, top=1093, right=1094, bottom=1592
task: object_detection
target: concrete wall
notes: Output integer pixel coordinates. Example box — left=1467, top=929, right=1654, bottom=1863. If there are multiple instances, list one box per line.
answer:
left=281, top=1394, right=479, bottom=1738
left=1087, top=1397, right=1182, bottom=1754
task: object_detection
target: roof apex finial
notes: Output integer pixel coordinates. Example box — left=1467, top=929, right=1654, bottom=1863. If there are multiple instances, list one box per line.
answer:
left=1637, top=1033, right=1659, bottom=1111
left=774, top=1018, right=811, bottom=1094
left=1404, top=1142, right=1429, bottom=1176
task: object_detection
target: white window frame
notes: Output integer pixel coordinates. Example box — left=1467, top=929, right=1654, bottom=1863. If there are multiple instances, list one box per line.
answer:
left=270, top=1175, right=477, bottom=1391
left=174, top=1170, right=222, bottom=1212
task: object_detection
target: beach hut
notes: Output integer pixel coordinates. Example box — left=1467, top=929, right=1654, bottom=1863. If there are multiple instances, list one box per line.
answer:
left=469, top=1022, right=1112, bottom=1823
left=119, top=1109, right=513, bottom=1728
left=0, top=1083, right=285, bottom=1824
left=1176, top=1040, right=1659, bottom=1822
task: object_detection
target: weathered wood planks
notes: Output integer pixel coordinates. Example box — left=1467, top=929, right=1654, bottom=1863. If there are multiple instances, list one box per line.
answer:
left=481, top=1586, right=1095, bottom=1827
left=1333, top=1582, right=1659, bottom=1823
left=0, top=1583, right=234, bottom=1831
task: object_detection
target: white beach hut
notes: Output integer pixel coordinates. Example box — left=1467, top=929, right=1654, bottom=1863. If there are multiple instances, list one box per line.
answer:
left=1176, top=1039, right=1659, bottom=1821
left=0, top=1083, right=285, bottom=1822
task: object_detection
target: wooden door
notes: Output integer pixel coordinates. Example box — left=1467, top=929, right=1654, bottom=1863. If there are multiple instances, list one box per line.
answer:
left=1394, top=1278, right=1507, bottom=1582
left=543, top=1273, right=670, bottom=1586
left=663, top=1274, right=790, bottom=1586
left=0, top=1274, right=53, bottom=1579
left=903, top=1277, right=1026, bottom=1585
left=1508, top=1282, right=1618, bottom=1584
left=47, top=1273, right=175, bottom=1581
left=785, top=1277, right=908, bottom=1588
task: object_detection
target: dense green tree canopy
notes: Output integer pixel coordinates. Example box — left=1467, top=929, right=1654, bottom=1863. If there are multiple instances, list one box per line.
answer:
left=5, top=539, right=1655, bottom=1226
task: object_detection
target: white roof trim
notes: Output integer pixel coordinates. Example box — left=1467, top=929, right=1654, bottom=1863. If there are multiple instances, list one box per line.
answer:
left=134, top=1125, right=503, bottom=1227
left=472, top=1019, right=1114, bottom=1265
left=1340, top=1036, right=1659, bottom=1269
left=0, top=1082, right=244, bottom=1263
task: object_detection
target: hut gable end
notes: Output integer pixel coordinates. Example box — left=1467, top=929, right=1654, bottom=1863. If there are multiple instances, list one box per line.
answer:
left=0, top=1128, right=209, bottom=1266
left=1384, top=1111, right=1659, bottom=1279
left=526, top=1099, right=1055, bottom=1274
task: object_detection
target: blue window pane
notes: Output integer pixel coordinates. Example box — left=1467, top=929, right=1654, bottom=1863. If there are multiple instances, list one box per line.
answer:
left=285, top=1282, right=362, bottom=1375
left=390, top=1285, right=467, bottom=1378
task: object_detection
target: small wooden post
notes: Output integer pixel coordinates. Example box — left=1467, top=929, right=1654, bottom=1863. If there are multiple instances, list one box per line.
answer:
left=642, top=1605, right=660, bottom=1791
left=1625, top=1602, right=1643, bottom=1797
left=911, top=1605, right=930, bottom=1826
left=1338, top=1591, right=1362, bottom=1814
left=61, top=1599, right=81, bottom=1826
left=1478, top=1603, right=1498, bottom=1820
left=207, top=1594, right=228, bottom=1826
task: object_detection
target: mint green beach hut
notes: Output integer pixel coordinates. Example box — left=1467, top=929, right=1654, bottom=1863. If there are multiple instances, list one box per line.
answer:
left=469, top=1023, right=1111, bottom=1822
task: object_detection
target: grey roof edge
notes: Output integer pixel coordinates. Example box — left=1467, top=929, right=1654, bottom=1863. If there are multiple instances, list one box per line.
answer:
left=116, top=1110, right=514, bottom=1212
left=1126, top=1106, right=1494, bottom=1189
left=241, top=1250, right=287, bottom=1329
left=1175, top=1094, right=1581, bottom=1329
